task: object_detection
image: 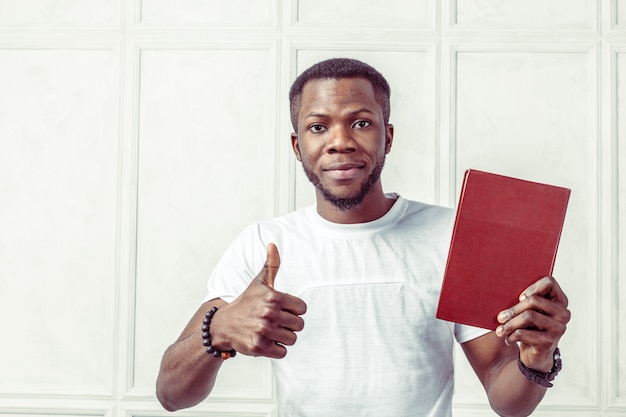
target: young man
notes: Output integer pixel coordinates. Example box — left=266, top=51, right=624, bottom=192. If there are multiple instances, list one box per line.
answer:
left=156, top=58, right=570, bottom=416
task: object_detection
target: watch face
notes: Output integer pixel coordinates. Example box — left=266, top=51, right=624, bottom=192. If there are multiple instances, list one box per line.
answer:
left=550, top=348, right=562, bottom=379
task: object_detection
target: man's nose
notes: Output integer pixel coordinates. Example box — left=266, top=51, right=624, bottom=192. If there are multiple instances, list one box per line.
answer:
left=326, top=126, right=356, bottom=153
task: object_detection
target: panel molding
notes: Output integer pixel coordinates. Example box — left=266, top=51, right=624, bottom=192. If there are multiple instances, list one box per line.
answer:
left=446, top=0, right=599, bottom=33
left=0, top=0, right=122, bottom=30
left=443, top=41, right=600, bottom=198
left=444, top=41, right=601, bottom=409
left=133, top=0, right=279, bottom=30
left=289, top=0, right=437, bottom=31
left=612, top=0, right=626, bottom=30
left=0, top=1, right=624, bottom=416
left=124, top=40, right=279, bottom=402
left=0, top=397, right=113, bottom=417
left=0, top=41, right=122, bottom=400
left=608, top=45, right=626, bottom=411
left=122, top=401, right=275, bottom=417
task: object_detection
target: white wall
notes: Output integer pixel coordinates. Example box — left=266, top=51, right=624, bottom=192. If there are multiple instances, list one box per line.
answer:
left=0, top=1, right=623, bottom=416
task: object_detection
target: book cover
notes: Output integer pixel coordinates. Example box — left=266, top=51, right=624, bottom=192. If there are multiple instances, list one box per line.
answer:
left=435, top=169, right=571, bottom=330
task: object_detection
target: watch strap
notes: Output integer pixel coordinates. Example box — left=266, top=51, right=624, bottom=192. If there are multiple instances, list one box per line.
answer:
left=518, top=347, right=561, bottom=388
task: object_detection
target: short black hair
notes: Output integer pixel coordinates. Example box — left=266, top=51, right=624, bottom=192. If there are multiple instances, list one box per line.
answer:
left=288, top=58, right=391, bottom=131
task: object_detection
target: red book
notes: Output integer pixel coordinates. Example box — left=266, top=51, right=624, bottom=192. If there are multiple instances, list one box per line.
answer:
left=436, top=169, right=571, bottom=330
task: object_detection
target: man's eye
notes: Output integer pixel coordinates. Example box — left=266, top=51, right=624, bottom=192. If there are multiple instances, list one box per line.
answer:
left=354, top=120, right=371, bottom=129
left=309, top=124, right=326, bottom=133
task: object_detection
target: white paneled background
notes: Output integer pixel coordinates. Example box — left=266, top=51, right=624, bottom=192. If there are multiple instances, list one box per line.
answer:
left=0, top=1, right=624, bottom=416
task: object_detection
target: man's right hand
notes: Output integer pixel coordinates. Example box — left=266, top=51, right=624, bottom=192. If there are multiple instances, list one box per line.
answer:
left=209, top=243, right=307, bottom=359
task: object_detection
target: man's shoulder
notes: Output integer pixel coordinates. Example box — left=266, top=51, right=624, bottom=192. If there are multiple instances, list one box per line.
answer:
left=242, top=205, right=315, bottom=237
left=265, top=205, right=314, bottom=226
left=402, top=197, right=452, bottom=212
left=400, top=197, right=454, bottom=222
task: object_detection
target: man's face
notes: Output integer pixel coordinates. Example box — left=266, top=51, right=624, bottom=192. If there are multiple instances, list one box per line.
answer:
left=291, top=77, right=393, bottom=211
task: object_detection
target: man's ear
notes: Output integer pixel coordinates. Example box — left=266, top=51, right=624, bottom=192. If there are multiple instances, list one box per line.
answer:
left=291, top=132, right=302, bottom=161
left=385, top=124, right=394, bottom=154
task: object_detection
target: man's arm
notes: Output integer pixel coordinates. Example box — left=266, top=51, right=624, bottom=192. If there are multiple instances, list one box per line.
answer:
left=156, top=299, right=227, bottom=411
left=156, top=244, right=307, bottom=411
left=462, top=276, right=570, bottom=417
left=462, top=332, right=548, bottom=417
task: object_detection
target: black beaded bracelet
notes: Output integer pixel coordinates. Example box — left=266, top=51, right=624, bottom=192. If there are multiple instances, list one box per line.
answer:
left=202, top=306, right=236, bottom=360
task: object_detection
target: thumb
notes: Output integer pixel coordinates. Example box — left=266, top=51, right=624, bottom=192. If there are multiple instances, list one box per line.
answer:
left=261, top=243, right=281, bottom=288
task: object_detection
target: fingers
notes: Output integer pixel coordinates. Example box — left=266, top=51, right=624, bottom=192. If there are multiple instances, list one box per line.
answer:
left=497, top=290, right=571, bottom=328
left=242, top=301, right=306, bottom=359
left=277, top=308, right=306, bottom=332
left=496, top=276, right=571, bottom=340
left=280, top=292, right=308, bottom=316
left=259, top=315, right=303, bottom=346
left=494, top=276, right=570, bottom=369
left=519, top=276, right=569, bottom=308
left=496, top=305, right=568, bottom=346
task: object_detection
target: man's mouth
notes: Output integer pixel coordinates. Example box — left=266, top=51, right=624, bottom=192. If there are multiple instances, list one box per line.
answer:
left=323, top=163, right=365, bottom=180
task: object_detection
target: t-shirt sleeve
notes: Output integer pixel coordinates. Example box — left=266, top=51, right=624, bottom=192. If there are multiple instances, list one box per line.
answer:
left=202, top=223, right=265, bottom=304
left=454, top=322, right=491, bottom=344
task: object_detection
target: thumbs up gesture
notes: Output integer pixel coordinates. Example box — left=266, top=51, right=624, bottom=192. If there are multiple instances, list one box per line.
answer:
left=209, top=243, right=307, bottom=359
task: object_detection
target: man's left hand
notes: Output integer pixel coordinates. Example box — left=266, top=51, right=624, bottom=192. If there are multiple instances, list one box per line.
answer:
left=495, top=276, right=571, bottom=372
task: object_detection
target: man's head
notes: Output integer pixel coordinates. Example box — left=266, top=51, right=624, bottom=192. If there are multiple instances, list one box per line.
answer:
left=289, top=59, right=394, bottom=219
left=289, top=58, right=391, bottom=133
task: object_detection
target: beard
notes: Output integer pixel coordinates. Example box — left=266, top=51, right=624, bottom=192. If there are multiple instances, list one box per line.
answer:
left=301, top=156, right=386, bottom=211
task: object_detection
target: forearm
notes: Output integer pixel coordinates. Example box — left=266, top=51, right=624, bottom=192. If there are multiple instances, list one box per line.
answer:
left=156, top=327, right=223, bottom=411
left=486, top=357, right=547, bottom=417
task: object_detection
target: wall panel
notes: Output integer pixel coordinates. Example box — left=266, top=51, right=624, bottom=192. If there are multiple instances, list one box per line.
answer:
left=0, top=46, right=119, bottom=398
left=0, top=0, right=120, bottom=28
left=294, top=0, right=434, bottom=29
left=0, top=1, right=623, bottom=416
left=453, top=0, right=596, bottom=30
left=132, top=45, right=277, bottom=402
left=451, top=47, right=598, bottom=412
left=137, top=0, right=277, bottom=28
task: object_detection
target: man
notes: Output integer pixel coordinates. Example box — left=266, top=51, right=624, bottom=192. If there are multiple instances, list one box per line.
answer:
left=156, top=58, right=570, bottom=416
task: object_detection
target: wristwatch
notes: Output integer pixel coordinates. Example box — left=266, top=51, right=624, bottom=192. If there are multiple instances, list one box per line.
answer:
left=518, top=347, right=561, bottom=388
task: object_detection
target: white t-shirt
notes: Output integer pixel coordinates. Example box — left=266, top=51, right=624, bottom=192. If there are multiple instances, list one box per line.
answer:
left=204, top=194, right=489, bottom=417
